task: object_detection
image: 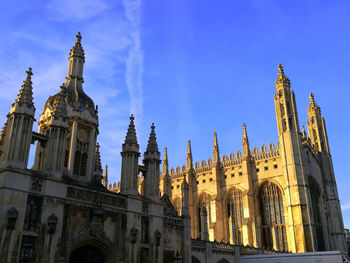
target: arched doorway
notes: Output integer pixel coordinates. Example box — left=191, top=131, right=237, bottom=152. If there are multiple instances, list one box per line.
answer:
left=69, top=245, right=105, bottom=263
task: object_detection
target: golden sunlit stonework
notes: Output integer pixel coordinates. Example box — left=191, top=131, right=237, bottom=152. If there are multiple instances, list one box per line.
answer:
left=0, top=33, right=347, bottom=263
left=111, top=65, right=347, bottom=254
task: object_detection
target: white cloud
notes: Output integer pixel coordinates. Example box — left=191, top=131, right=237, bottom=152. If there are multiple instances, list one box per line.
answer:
left=46, top=0, right=108, bottom=21
left=341, top=203, right=350, bottom=211
left=122, top=0, right=143, bottom=117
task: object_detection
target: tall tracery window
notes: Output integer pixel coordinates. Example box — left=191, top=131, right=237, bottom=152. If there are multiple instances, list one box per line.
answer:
left=197, top=193, right=211, bottom=238
left=259, top=182, right=288, bottom=251
left=227, top=188, right=244, bottom=245
left=309, top=178, right=326, bottom=251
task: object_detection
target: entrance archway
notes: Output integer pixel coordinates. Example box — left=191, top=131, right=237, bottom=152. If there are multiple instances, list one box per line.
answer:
left=69, top=245, right=105, bottom=263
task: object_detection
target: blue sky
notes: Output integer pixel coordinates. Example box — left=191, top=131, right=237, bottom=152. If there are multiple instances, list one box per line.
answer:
left=1, top=0, right=350, bottom=228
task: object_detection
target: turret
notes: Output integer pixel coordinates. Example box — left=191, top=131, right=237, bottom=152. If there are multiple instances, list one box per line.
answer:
left=163, top=147, right=169, bottom=176
left=306, top=93, right=329, bottom=154
left=143, top=123, right=161, bottom=200
left=0, top=68, right=35, bottom=168
left=120, top=115, right=140, bottom=195
left=274, top=64, right=300, bottom=135
left=242, top=123, right=250, bottom=158
left=213, top=132, right=220, bottom=164
left=34, top=84, right=68, bottom=175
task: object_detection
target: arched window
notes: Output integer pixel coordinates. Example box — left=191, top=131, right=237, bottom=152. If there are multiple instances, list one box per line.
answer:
left=309, top=178, right=326, bottom=251
left=197, top=193, right=211, bottom=239
left=259, top=182, right=287, bottom=251
left=226, top=188, right=244, bottom=245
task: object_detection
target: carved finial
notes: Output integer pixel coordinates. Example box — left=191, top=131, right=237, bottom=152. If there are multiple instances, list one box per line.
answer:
left=146, top=123, right=159, bottom=153
left=76, top=32, right=82, bottom=43
left=278, top=64, right=284, bottom=75
left=309, top=93, right=315, bottom=104
left=124, top=114, right=138, bottom=145
left=16, top=67, right=34, bottom=107
left=275, top=63, right=290, bottom=88
left=69, top=32, right=85, bottom=60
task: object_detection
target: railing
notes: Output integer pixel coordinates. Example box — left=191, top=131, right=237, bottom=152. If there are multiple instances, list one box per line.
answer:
left=163, top=216, right=183, bottom=229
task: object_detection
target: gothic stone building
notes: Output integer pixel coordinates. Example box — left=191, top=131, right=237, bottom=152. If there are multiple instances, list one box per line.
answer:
left=143, top=64, right=346, bottom=254
left=110, top=64, right=348, bottom=255
left=0, top=33, right=347, bottom=263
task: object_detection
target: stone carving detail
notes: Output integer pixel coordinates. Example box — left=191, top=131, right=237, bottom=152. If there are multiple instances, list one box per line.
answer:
left=66, top=186, right=127, bottom=209
left=31, top=177, right=43, bottom=192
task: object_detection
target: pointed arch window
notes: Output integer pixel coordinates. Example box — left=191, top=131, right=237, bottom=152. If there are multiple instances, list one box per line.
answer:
left=197, top=193, right=211, bottom=239
left=226, top=188, right=244, bottom=245
left=259, top=182, right=288, bottom=251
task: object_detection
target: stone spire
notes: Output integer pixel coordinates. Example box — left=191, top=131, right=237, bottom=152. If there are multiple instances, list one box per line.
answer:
left=15, top=67, right=34, bottom=107
left=103, top=164, right=108, bottom=188
left=124, top=114, right=138, bottom=145
left=163, top=147, right=169, bottom=176
left=69, top=32, right=85, bottom=61
left=308, top=93, right=320, bottom=113
left=242, top=123, right=250, bottom=157
left=186, top=140, right=193, bottom=169
left=51, top=84, right=67, bottom=118
left=213, top=132, right=220, bottom=163
left=145, top=123, right=159, bottom=153
left=120, top=115, right=140, bottom=195
left=143, top=123, right=161, bottom=200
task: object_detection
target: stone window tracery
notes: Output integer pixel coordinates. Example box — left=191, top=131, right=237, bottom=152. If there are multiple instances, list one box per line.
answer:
left=197, top=193, right=211, bottom=238
left=226, top=188, right=243, bottom=245
left=259, top=182, right=287, bottom=251
left=73, top=127, right=90, bottom=176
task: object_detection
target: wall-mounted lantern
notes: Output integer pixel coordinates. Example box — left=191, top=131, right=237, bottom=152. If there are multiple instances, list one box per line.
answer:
left=130, top=227, right=139, bottom=243
left=154, top=230, right=162, bottom=246
left=47, top=213, right=58, bottom=234
left=7, top=207, right=19, bottom=230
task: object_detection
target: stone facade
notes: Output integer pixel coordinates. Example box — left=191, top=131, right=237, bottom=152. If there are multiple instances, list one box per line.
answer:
left=0, top=33, right=346, bottom=263
left=112, top=66, right=347, bottom=254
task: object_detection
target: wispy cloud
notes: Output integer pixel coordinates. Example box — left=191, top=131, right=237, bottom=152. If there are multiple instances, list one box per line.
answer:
left=122, top=0, right=143, bottom=117
left=342, top=203, right=350, bottom=211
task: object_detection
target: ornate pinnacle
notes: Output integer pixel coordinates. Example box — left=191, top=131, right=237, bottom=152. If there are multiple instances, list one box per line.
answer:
left=213, top=132, right=219, bottom=151
left=95, top=142, right=102, bottom=172
left=124, top=114, right=138, bottom=145
left=69, top=32, right=85, bottom=60
left=302, top=125, right=307, bottom=139
left=308, top=92, right=320, bottom=112
left=103, top=164, right=108, bottom=187
left=164, top=147, right=168, bottom=161
left=187, top=140, right=192, bottom=157
left=0, top=120, right=8, bottom=142
left=146, top=123, right=159, bottom=153
left=242, top=123, right=250, bottom=156
left=275, top=63, right=290, bottom=88
left=16, top=67, right=34, bottom=107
